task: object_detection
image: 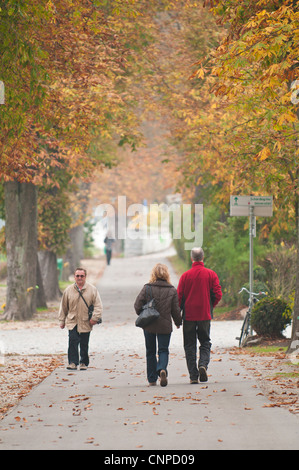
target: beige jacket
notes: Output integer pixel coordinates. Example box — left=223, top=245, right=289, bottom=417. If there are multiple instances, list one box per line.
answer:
left=58, top=282, right=103, bottom=333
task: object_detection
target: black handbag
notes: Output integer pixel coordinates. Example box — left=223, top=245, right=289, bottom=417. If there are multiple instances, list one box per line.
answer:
left=135, top=285, right=160, bottom=328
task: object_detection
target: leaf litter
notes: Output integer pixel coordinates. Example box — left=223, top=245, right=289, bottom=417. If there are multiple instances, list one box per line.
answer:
left=0, top=355, right=63, bottom=419
left=229, top=347, right=299, bottom=415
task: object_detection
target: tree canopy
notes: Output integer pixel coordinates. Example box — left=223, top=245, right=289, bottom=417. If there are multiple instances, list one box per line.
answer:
left=0, top=0, right=144, bottom=185
left=1, top=1, right=299, bottom=343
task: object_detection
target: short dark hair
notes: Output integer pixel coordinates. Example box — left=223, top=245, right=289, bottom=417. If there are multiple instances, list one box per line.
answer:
left=191, top=247, right=204, bottom=262
left=75, top=267, right=87, bottom=276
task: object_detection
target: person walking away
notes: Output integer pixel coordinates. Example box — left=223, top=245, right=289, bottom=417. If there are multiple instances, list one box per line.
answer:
left=59, top=267, right=103, bottom=370
left=177, top=247, right=222, bottom=384
left=104, top=231, right=115, bottom=265
left=134, top=263, right=182, bottom=387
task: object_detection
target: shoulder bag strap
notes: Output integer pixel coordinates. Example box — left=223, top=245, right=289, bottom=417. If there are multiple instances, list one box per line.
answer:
left=75, top=285, right=89, bottom=310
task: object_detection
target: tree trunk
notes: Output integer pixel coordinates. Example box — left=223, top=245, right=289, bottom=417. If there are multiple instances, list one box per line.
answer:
left=4, top=181, right=38, bottom=320
left=64, top=224, right=84, bottom=275
left=36, top=256, right=47, bottom=309
left=38, top=250, right=62, bottom=302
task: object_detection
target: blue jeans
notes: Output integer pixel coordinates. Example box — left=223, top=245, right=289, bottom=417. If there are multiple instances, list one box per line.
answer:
left=143, top=331, right=171, bottom=383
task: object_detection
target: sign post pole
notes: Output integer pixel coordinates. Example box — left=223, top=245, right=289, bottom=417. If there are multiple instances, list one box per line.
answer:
left=230, top=195, right=273, bottom=336
left=249, top=206, right=254, bottom=334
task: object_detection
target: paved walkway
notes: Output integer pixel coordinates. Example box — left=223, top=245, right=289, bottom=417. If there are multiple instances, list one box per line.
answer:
left=0, top=250, right=298, bottom=450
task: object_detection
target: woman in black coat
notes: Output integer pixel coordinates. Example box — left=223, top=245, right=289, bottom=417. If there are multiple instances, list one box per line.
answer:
left=134, top=263, right=182, bottom=387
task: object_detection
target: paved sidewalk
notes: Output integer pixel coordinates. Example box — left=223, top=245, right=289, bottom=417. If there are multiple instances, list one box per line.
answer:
left=0, top=250, right=298, bottom=450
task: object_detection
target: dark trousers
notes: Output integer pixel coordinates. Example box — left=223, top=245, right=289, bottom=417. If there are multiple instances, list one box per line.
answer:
left=183, top=320, right=211, bottom=381
left=68, top=325, right=90, bottom=366
left=144, top=331, right=171, bottom=383
left=106, top=249, right=112, bottom=265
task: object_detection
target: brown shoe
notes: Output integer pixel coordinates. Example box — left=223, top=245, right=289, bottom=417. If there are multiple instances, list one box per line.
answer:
left=160, top=370, right=168, bottom=387
left=199, top=366, right=208, bottom=382
left=190, top=378, right=198, bottom=384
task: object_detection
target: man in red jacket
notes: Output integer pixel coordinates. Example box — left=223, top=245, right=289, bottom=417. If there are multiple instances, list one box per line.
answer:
left=177, top=247, right=222, bottom=383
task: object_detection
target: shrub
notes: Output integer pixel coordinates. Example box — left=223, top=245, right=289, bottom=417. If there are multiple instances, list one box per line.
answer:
left=251, top=297, right=292, bottom=338
left=260, top=245, right=297, bottom=300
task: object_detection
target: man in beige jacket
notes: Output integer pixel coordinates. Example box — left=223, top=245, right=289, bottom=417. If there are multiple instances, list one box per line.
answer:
left=59, top=267, right=103, bottom=370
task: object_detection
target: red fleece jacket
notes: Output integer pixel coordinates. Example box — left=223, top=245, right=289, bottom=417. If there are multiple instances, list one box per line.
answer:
left=177, top=262, right=222, bottom=321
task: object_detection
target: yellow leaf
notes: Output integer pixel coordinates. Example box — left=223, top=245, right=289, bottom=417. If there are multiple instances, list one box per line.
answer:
left=277, top=112, right=298, bottom=126
left=196, top=68, right=205, bottom=79
left=257, top=147, right=271, bottom=161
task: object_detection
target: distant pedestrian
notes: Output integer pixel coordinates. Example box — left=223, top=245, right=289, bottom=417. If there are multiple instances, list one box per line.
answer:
left=177, top=247, right=222, bottom=384
left=104, top=231, right=115, bottom=265
left=134, top=263, right=182, bottom=387
left=59, top=268, right=103, bottom=370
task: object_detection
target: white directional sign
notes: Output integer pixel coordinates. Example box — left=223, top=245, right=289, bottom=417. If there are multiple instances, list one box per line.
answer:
left=0, top=81, right=4, bottom=105
left=230, top=195, right=273, bottom=216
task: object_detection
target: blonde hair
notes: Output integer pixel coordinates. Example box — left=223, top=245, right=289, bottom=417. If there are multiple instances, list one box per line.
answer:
left=149, top=263, right=170, bottom=284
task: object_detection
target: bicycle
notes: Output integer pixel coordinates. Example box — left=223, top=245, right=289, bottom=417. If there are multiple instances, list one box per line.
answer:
left=236, top=287, right=267, bottom=347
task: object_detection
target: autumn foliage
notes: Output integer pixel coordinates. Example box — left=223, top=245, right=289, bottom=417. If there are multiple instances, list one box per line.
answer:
left=0, top=0, right=299, bottom=337
left=0, top=0, right=143, bottom=185
left=185, top=1, right=299, bottom=221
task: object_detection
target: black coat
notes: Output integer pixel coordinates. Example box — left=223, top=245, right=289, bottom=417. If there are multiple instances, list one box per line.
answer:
left=134, top=280, right=182, bottom=334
